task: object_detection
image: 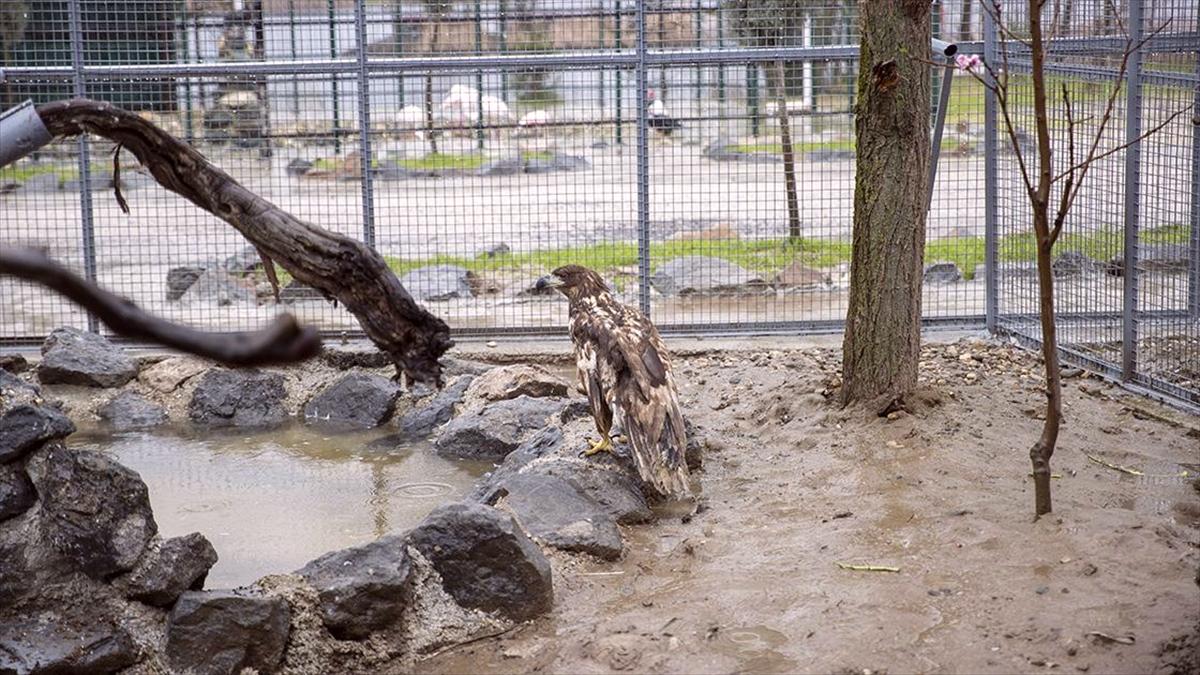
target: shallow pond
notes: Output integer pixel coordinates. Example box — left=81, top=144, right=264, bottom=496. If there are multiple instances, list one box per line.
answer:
left=73, top=424, right=490, bottom=588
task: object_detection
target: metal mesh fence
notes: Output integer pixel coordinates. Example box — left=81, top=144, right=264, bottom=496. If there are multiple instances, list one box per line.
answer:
left=0, top=1, right=1195, bottom=409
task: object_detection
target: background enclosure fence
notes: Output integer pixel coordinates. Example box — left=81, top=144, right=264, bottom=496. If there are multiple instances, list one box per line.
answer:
left=0, top=0, right=1196, bottom=410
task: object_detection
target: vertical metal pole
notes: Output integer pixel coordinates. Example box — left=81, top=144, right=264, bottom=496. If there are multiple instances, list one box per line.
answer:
left=475, top=0, right=485, bottom=150
left=748, top=64, right=759, bottom=137
left=180, top=6, right=195, bottom=144
left=394, top=0, right=405, bottom=107
left=693, top=0, right=702, bottom=117
left=355, top=0, right=376, bottom=250
left=68, top=0, right=97, bottom=333
left=927, top=65, right=954, bottom=212
left=598, top=0, right=605, bottom=116
left=615, top=0, right=623, bottom=145
left=1188, top=50, right=1200, bottom=319
left=1121, top=0, right=1144, bottom=381
left=983, top=8, right=999, bottom=332
left=329, top=0, right=342, bottom=154
left=499, top=0, right=508, bottom=103
left=716, top=3, right=725, bottom=109
left=251, top=1, right=271, bottom=157
left=290, top=0, right=301, bottom=116
left=635, top=0, right=651, bottom=316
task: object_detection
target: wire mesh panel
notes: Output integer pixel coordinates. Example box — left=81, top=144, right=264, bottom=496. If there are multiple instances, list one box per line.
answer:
left=0, top=0, right=1195, bottom=408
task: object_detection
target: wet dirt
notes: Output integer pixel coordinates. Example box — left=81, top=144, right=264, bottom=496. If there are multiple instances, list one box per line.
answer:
left=413, top=339, right=1200, bottom=675
left=71, top=424, right=490, bottom=588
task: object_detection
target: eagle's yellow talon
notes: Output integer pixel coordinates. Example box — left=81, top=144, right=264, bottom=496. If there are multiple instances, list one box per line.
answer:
left=582, top=437, right=614, bottom=457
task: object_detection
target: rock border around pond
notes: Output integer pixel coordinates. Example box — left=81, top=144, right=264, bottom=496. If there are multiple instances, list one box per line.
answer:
left=2, top=338, right=703, bottom=674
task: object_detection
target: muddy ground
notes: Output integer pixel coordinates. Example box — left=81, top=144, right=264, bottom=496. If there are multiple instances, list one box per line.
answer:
left=413, top=335, right=1200, bottom=675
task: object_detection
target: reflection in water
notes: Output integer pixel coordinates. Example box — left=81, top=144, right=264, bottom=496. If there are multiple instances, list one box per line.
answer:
left=73, top=424, right=490, bottom=588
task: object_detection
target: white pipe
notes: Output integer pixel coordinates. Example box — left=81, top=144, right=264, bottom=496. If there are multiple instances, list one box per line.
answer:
left=0, top=100, right=54, bottom=169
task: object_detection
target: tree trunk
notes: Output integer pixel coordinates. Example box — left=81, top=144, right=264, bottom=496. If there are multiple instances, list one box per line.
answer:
left=840, top=0, right=931, bottom=410
left=36, top=99, right=453, bottom=385
left=424, top=21, right=441, bottom=154
left=770, top=60, right=802, bottom=241
left=1027, top=0, right=1062, bottom=517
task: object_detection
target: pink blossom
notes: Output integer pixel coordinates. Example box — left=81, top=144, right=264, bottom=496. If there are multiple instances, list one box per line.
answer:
left=955, top=54, right=983, bottom=73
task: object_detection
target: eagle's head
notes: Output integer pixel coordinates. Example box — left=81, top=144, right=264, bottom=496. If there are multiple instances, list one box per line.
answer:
left=536, top=265, right=609, bottom=300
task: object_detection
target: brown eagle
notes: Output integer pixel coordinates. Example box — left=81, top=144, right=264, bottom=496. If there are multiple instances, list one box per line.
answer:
left=536, top=265, right=691, bottom=497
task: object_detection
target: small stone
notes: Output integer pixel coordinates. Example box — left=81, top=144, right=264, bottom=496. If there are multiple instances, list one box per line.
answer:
left=304, top=373, right=401, bottom=430
left=464, top=364, right=569, bottom=404
left=120, top=533, right=218, bottom=607
left=0, top=353, right=29, bottom=373
left=188, top=369, right=287, bottom=430
left=138, top=356, right=208, bottom=393
left=392, top=375, right=474, bottom=439
left=0, top=403, right=75, bottom=463
left=165, top=266, right=206, bottom=301
left=298, top=534, right=412, bottom=640
left=1035, top=586, right=1049, bottom=595
left=0, top=463, right=36, bottom=521
left=1082, top=563, right=1098, bottom=576
left=96, top=391, right=168, bottom=431
left=495, top=473, right=624, bottom=560
left=435, top=396, right=568, bottom=461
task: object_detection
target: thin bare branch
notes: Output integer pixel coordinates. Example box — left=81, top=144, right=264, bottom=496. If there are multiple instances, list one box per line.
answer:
left=1054, top=107, right=1188, bottom=186
left=0, top=246, right=322, bottom=366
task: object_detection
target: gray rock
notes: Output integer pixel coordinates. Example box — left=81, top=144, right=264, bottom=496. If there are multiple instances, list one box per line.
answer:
left=406, top=502, right=553, bottom=621
left=304, top=373, right=401, bottom=430
left=702, top=139, right=741, bottom=161
left=0, top=354, right=29, bottom=373
left=32, top=445, right=157, bottom=580
left=320, top=346, right=393, bottom=370
left=441, top=357, right=495, bottom=378
left=550, top=154, right=589, bottom=172
left=223, top=245, right=263, bottom=276
left=394, top=374, right=474, bottom=439
left=297, top=534, right=412, bottom=640
left=0, top=464, right=36, bottom=522
left=400, top=265, right=475, bottom=302
left=523, top=157, right=557, bottom=174
left=435, top=395, right=566, bottom=461
left=465, top=365, right=569, bottom=404
left=1052, top=251, right=1095, bottom=277
left=511, top=275, right=557, bottom=297
left=167, top=590, right=290, bottom=675
left=286, top=158, right=314, bottom=175
left=96, top=391, right=168, bottom=432
left=1106, top=243, right=1191, bottom=276
left=650, top=256, right=765, bottom=295
left=37, top=327, right=137, bottom=388
left=188, top=369, right=287, bottom=430
left=166, top=266, right=207, bottom=301
left=181, top=268, right=255, bottom=306
left=484, top=243, right=511, bottom=258
left=478, top=158, right=522, bottom=176
left=0, top=404, right=75, bottom=463
left=121, top=533, right=218, bottom=607
left=494, top=473, right=624, bottom=560
left=138, top=356, right=207, bottom=393
left=923, top=261, right=962, bottom=284
left=279, top=279, right=325, bottom=303
left=0, top=614, right=139, bottom=674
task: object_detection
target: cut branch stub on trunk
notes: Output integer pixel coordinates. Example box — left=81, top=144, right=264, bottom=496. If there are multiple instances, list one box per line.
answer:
left=36, top=98, right=452, bottom=385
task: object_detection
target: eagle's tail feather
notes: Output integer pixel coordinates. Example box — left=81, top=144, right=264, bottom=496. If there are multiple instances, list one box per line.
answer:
left=624, top=393, right=692, bottom=499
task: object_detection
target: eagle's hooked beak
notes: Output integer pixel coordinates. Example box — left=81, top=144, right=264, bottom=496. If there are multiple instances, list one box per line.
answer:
left=535, top=274, right=564, bottom=291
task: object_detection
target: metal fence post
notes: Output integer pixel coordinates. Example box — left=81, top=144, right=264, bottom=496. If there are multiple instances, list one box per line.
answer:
left=355, top=0, right=376, bottom=250
left=1121, top=0, right=1144, bottom=381
left=1189, top=50, right=1200, bottom=319
left=68, top=0, right=98, bottom=334
left=983, top=5, right=999, bottom=332
left=329, top=0, right=342, bottom=154
left=635, top=0, right=651, bottom=316
left=615, top=0, right=623, bottom=145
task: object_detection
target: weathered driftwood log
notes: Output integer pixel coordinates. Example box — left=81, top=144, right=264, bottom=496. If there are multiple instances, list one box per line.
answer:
left=0, top=246, right=321, bottom=366
left=36, top=98, right=452, bottom=384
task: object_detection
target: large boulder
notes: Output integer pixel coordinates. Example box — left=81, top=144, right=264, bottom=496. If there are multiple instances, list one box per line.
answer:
left=138, top=356, right=208, bottom=393
left=650, top=256, right=765, bottom=295
left=181, top=268, right=255, bottom=306
left=494, top=473, right=624, bottom=560
left=0, top=404, right=75, bottom=463
left=96, top=391, right=168, bottom=432
left=0, top=613, right=139, bottom=674
left=399, top=265, right=475, bottom=302
left=923, top=261, right=962, bottom=284
left=393, top=375, right=474, bottom=439
left=119, top=533, right=218, bottom=608
left=37, top=327, right=137, bottom=388
left=304, top=373, right=401, bottom=430
left=188, top=369, right=287, bottom=430
left=464, top=365, right=569, bottom=405
left=29, top=445, right=158, bottom=580
left=166, top=590, right=290, bottom=675
left=434, top=396, right=567, bottom=461
left=0, top=463, right=36, bottom=522
left=166, top=266, right=206, bottom=301
left=406, top=502, right=553, bottom=622
left=297, top=534, right=412, bottom=640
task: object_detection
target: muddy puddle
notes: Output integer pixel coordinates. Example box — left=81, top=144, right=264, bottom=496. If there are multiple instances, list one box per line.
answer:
left=72, top=424, right=491, bottom=588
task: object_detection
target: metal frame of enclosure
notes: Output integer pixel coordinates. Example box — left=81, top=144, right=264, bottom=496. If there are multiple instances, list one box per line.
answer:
left=0, top=0, right=1196, bottom=410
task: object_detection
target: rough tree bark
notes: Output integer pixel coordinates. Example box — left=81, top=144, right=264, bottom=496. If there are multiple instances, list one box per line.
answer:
left=768, top=60, right=802, bottom=240
left=840, top=0, right=931, bottom=410
left=36, top=98, right=452, bottom=385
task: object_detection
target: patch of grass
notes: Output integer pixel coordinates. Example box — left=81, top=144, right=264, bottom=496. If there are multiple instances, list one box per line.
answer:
left=272, top=223, right=1188, bottom=290
left=521, top=150, right=554, bottom=162
left=398, top=153, right=486, bottom=171
left=0, top=162, right=95, bottom=185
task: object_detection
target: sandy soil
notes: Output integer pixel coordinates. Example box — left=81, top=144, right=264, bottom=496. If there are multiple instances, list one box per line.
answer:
left=411, top=337, right=1200, bottom=675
